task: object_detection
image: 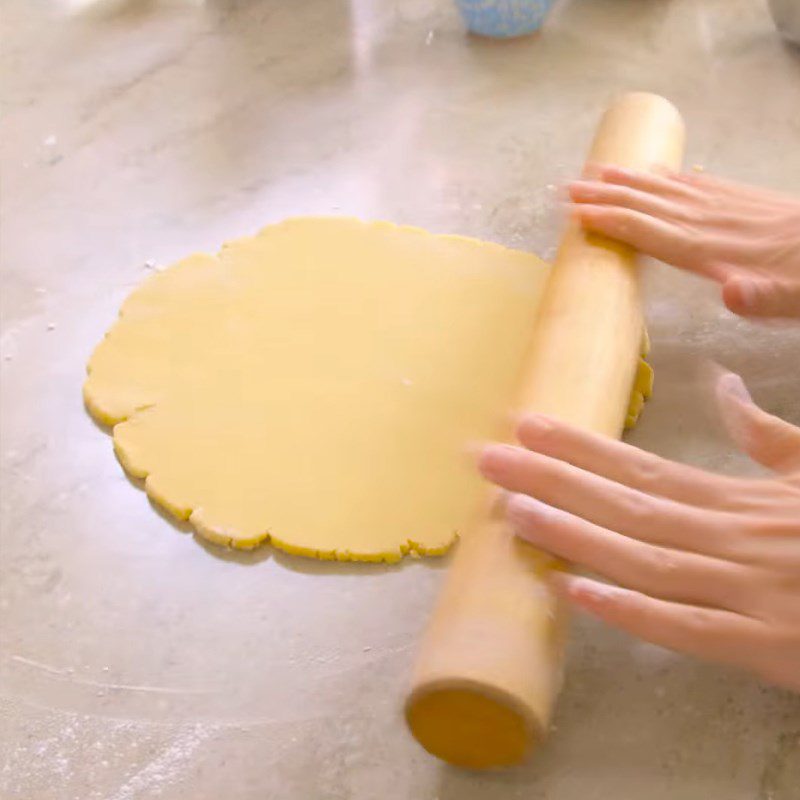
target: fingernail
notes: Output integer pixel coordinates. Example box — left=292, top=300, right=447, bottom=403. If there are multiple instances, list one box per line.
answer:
left=464, top=440, right=486, bottom=460
left=478, top=443, right=520, bottom=480
left=585, top=162, right=618, bottom=180
left=517, top=413, right=554, bottom=440
left=719, top=372, right=753, bottom=405
left=506, top=493, right=551, bottom=524
left=568, top=182, right=597, bottom=200
left=557, top=575, right=618, bottom=605
left=736, top=280, right=758, bottom=310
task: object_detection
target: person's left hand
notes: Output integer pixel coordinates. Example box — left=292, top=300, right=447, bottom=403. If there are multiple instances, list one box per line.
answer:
left=478, top=372, right=800, bottom=690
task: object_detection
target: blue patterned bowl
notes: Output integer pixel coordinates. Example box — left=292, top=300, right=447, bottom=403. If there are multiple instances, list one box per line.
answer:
left=455, top=0, right=557, bottom=38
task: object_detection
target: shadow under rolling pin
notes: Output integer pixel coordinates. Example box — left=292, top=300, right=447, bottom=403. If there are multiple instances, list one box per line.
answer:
left=405, top=92, right=686, bottom=770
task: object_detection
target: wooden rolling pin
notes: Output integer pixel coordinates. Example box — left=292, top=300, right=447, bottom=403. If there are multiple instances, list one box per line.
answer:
left=405, top=92, right=686, bottom=769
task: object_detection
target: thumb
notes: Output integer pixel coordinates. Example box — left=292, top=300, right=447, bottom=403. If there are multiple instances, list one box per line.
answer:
left=716, top=372, right=800, bottom=474
left=722, top=277, right=800, bottom=319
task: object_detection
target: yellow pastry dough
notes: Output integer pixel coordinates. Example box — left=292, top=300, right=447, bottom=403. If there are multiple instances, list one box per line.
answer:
left=85, top=218, right=550, bottom=561
left=625, top=356, right=654, bottom=429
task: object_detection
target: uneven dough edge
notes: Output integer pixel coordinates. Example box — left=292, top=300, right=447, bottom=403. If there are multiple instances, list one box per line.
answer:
left=624, top=331, right=655, bottom=430
left=113, top=426, right=457, bottom=562
left=96, top=366, right=459, bottom=562
left=83, top=217, right=532, bottom=562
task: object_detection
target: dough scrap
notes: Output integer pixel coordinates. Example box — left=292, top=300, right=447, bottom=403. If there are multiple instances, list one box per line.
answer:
left=625, top=356, right=654, bottom=429
left=85, top=218, right=550, bottom=561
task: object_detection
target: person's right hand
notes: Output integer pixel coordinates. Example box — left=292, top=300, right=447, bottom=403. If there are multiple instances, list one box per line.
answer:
left=478, top=372, right=800, bottom=691
left=569, top=167, right=800, bottom=319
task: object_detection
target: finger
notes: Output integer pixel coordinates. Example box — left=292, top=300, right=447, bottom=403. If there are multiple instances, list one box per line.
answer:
left=568, top=180, right=695, bottom=223
left=553, top=573, right=772, bottom=671
left=506, top=493, right=753, bottom=613
left=478, top=443, right=740, bottom=557
left=516, top=413, right=749, bottom=510
left=573, top=202, right=686, bottom=257
left=670, top=170, right=795, bottom=210
left=574, top=178, right=781, bottom=245
left=722, top=277, right=800, bottom=320
left=572, top=203, right=732, bottom=282
left=716, top=372, right=800, bottom=473
left=596, top=165, right=702, bottom=202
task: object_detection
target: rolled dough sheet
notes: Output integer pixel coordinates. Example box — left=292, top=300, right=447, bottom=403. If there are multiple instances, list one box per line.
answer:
left=85, top=218, right=550, bottom=561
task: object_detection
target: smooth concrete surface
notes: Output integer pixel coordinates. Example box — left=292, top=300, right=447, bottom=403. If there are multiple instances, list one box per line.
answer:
left=2, top=1, right=799, bottom=798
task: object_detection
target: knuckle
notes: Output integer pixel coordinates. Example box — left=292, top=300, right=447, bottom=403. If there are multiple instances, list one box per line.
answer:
left=686, top=229, right=711, bottom=260
left=548, top=459, right=574, bottom=487
left=613, top=186, right=636, bottom=205
left=631, top=452, right=664, bottom=487
left=580, top=185, right=601, bottom=201
left=620, top=491, right=654, bottom=527
left=679, top=228, right=717, bottom=267
left=719, top=527, right=764, bottom=564
left=605, top=207, right=628, bottom=227
left=681, top=607, right=715, bottom=638
left=718, top=522, right=755, bottom=558
left=682, top=203, right=714, bottom=225
left=615, top=216, right=634, bottom=236
left=644, top=549, right=681, bottom=583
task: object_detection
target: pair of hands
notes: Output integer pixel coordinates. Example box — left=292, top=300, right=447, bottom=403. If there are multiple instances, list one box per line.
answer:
left=479, top=169, right=800, bottom=690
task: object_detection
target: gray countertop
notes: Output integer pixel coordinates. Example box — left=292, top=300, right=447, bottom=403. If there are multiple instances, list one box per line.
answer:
left=2, top=1, right=799, bottom=798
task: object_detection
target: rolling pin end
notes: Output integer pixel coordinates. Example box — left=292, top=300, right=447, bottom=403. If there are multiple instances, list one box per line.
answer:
left=405, top=679, right=540, bottom=769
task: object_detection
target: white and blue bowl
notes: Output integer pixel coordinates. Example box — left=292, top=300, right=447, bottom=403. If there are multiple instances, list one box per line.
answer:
left=455, top=0, right=557, bottom=38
